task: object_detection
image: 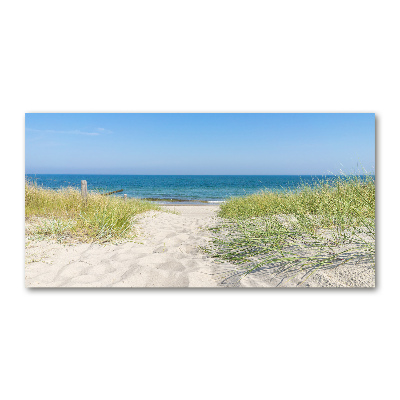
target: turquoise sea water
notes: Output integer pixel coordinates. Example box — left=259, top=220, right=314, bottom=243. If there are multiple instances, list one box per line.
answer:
left=25, top=174, right=369, bottom=204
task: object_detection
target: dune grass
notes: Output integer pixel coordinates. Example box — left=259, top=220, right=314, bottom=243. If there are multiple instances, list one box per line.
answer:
left=25, top=180, right=162, bottom=243
left=204, top=174, right=375, bottom=286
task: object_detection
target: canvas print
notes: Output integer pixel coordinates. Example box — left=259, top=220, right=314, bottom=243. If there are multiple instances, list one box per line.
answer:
left=25, top=113, right=375, bottom=288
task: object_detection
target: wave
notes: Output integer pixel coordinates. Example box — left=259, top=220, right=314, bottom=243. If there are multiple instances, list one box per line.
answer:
left=142, top=197, right=225, bottom=204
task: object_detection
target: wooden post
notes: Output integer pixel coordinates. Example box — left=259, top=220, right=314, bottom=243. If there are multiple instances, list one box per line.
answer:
left=81, top=180, right=88, bottom=200
left=124, top=194, right=127, bottom=201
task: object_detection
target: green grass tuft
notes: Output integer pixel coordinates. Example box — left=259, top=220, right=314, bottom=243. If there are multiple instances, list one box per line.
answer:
left=25, top=180, right=162, bottom=243
left=204, top=174, right=375, bottom=286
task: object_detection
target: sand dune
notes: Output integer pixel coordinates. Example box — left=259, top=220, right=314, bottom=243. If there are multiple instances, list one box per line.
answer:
left=25, top=205, right=375, bottom=288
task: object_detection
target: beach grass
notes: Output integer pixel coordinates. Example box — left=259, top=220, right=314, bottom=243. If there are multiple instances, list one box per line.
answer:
left=204, top=174, right=375, bottom=286
left=25, top=180, right=162, bottom=243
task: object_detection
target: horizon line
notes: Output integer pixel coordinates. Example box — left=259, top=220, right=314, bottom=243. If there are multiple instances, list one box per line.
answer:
left=25, top=173, right=374, bottom=176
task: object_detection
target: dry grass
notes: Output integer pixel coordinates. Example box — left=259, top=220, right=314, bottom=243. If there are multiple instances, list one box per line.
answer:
left=25, top=180, right=162, bottom=243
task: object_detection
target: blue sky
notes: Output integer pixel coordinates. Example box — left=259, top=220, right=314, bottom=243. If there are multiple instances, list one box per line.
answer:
left=25, top=113, right=375, bottom=175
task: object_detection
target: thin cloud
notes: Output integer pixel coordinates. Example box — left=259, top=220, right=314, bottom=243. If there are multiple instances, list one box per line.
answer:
left=26, top=128, right=101, bottom=136
left=97, top=127, right=113, bottom=134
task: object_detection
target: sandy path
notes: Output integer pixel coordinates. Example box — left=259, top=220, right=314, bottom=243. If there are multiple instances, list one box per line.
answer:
left=25, top=206, right=225, bottom=288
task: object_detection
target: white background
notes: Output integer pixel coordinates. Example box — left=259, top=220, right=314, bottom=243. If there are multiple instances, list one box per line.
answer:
left=1, top=1, right=398, bottom=399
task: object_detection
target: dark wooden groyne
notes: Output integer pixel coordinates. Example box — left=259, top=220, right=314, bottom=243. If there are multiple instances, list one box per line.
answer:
left=80, top=180, right=124, bottom=198
left=101, top=189, right=124, bottom=196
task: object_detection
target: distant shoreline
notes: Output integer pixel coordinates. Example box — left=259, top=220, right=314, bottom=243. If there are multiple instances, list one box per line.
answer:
left=145, top=198, right=224, bottom=205
left=161, top=203, right=220, bottom=207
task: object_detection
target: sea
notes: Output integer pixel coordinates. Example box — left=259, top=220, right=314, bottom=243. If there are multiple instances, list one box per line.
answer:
left=25, top=174, right=356, bottom=205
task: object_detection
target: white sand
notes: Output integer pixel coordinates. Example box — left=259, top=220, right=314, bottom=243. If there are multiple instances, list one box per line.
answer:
left=25, top=206, right=375, bottom=288
left=25, top=206, right=224, bottom=287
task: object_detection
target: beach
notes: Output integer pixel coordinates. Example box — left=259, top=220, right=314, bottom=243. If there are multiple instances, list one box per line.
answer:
left=25, top=205, right=375, bottom=288
left=25, top=205, right=222, bottom=287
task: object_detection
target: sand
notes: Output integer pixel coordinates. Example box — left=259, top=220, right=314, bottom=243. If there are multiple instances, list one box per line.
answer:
left=25, top=206, right=375, bottom=288
left=25, top=206, right=223, bottom=287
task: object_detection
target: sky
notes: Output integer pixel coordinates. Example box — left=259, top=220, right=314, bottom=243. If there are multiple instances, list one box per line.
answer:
left=25, top=113, right=375, bottom=175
